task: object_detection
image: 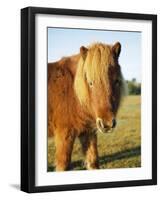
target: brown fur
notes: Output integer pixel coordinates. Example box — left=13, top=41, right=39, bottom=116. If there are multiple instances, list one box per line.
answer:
left=48, top=42, right=125, bottom=171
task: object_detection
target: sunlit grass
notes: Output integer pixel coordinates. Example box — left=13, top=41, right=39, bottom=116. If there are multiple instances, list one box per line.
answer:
left=48, top=95, right=141, bottom=171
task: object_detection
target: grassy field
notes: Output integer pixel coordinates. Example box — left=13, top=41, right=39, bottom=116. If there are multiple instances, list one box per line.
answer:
left=48, top=95, right=141, bottom=171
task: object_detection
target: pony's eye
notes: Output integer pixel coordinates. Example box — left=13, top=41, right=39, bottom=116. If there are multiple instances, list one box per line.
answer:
left=89, top=81, right=94, bottom=87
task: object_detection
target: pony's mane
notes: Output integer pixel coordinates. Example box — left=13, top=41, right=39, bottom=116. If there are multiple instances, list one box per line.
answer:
left=74, top=43, right=112, bottom=105
left=74, top=42, right=126, bottom=107
left=85, top=43, right=112, bottom=85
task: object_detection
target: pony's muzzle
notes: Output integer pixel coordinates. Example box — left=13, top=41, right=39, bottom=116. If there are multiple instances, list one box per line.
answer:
left=96, top=118, right=116, bottom=134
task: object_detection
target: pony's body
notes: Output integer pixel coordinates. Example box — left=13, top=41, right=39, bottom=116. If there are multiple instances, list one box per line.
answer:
left=48, top=55, right=92, bottom=136
left=48, top=42, right=125, bottom=171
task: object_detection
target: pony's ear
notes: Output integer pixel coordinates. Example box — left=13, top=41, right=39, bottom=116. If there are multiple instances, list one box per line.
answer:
left=112, top=42, right=121, bottom=58
left=80, top=46, right=88, bottom=60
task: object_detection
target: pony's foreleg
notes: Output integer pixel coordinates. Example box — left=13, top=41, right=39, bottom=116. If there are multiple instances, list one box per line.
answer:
left=54, top=129, right=75, bottom=171
left=79, top=132, right=99, bottom=170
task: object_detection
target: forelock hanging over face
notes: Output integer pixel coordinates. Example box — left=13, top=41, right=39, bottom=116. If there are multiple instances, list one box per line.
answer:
left=83, top=43, right=111, bottom=85
left=74, top=42, right=124, bottom=106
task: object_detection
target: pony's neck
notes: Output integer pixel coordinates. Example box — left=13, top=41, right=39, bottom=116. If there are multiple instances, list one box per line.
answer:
left=67, top=54, right=80, bottom=76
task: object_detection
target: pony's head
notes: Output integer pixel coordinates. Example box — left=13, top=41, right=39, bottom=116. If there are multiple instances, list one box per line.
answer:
left=74, top=42, right=126, bottom=133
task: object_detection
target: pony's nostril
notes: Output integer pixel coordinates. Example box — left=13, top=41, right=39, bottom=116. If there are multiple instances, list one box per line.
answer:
left=111, top=119, right=116, bottom=128
left=104, top=125, right=108, bottom=129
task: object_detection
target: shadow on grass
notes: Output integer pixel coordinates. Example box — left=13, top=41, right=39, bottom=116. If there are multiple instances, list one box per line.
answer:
left=99, top=146, right=141, bottom=166
left=72, top=146, right=141, bottom=170
left=48, top=146, right=141, bottom=171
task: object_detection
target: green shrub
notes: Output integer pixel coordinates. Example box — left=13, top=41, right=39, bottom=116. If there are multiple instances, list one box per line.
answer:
left=126, top=79, right=141, bottom=95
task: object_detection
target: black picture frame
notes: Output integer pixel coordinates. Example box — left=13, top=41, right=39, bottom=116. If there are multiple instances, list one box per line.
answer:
left=21, top=6, right=157, bottom=193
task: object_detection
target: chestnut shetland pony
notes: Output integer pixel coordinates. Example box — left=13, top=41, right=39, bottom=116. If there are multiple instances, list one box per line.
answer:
left=48, top=42, right=125, bottom=171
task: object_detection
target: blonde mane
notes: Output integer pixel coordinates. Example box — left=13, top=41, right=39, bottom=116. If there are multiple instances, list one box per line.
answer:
left=84, top=43, right=111, bottom=83
left=74, top=43, right=114, bottom=105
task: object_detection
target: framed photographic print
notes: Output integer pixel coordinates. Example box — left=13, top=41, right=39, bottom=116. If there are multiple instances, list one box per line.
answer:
left=21, top=7, right=157, bottom=193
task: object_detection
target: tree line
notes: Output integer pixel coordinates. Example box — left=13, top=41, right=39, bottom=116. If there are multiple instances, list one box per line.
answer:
left=126, top=78, right=141, bottom=95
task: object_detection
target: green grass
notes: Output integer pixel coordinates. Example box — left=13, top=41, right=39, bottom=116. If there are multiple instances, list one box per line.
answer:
left=48, top=95, right=141, bottom=171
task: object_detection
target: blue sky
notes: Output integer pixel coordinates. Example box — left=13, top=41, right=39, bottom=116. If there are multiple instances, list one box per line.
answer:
left=48, top=28, right=141, bottom=82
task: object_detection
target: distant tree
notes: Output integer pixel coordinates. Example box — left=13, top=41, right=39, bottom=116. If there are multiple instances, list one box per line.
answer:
left=132, top=78, right=136, bottom=83
left=126, top=78, right=141, bottom=95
